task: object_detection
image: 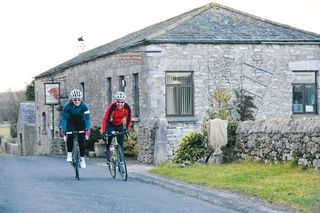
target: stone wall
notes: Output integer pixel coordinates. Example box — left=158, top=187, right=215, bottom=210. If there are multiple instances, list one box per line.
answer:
left=235, top=118, right=320, bottom=170
left=137, top=126, right=155, bottom=164
left=50, top=138, right=66, bottom=155
left=21, top=125, right=37, bottom=155
left=0, top=138, right=18, bottom=155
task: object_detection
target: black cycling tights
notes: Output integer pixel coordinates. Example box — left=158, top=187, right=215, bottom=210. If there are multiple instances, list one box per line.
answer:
left=106, top=124, right=124, bottom=150
left=67, top=133, right=85, bottom=157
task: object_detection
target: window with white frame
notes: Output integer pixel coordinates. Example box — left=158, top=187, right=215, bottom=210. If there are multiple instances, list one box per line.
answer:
left=165, top=72, right=193, bottom=116
left=292, top=71, right=317, bottom=114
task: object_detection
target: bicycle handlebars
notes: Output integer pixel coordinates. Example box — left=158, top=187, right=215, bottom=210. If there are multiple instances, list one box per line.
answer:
left=66, top=131, right=85, bottom=134
left=104, top=129, right=129, bottom=138
left=64, top=130, right=86, bottom=142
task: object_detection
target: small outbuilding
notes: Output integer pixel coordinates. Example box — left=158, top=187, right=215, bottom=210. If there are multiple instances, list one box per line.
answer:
left=17, top=102, right=37, bottom=155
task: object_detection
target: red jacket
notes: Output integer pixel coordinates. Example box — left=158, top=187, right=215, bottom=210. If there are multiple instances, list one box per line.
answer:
left=101, top=102, right=132, bottom=133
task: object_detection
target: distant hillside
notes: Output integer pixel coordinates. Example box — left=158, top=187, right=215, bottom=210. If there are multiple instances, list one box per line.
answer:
left=0, top=91, right=25, bottom=123
left=0, top=91, right=25, bottom=104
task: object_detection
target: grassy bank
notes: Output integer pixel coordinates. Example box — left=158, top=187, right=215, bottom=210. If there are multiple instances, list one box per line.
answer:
left=0, top=127, right=10, bottom=139
left=0, top=127, right=10, bottom=156
left=0, top=146, right=6, bottom=155
left=151, top=160, right=320, bottom=213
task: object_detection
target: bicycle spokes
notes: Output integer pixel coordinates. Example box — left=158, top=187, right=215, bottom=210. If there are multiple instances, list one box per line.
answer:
left=105, top=132, right=128, bottom=181
left=107, top=150, right=116, bottom=178
left=117, top=146, right=128, bottom=181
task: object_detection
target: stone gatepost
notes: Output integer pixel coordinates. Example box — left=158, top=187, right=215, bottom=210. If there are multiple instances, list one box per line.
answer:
left=153, top=118, right=168, bottom=165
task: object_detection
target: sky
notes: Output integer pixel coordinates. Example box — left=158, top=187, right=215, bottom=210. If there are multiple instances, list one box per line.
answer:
left=0, top=0, right=319, bottom=92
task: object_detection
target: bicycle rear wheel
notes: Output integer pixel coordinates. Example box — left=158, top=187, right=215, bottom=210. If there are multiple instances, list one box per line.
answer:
left=107, top=150, right=116, bottom=178
left=72, top=144, right=80, bottom=180
left=117, top=146, right=127, bottom=181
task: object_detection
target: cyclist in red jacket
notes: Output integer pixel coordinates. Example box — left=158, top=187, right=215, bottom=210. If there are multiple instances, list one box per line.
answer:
left=102, top=91, right=132, bottom=162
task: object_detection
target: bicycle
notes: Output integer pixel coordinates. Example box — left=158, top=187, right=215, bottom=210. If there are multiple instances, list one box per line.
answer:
left=105, top=130, right=129, bottom=181
left=65, top=130, right=85, bottom=180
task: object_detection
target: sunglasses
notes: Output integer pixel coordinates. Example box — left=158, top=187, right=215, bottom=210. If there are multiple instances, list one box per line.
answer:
left=73, top=99, right=81, bottom=102
left=116, top=101, right=125, bottom=104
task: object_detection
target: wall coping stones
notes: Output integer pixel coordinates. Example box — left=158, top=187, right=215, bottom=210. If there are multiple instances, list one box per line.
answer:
left=237, top=117, right=320, bottom=134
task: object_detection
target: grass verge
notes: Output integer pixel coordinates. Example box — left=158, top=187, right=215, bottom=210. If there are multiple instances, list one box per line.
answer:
left=0, top=127, right=10, bottom=139
left=151, top=160, right=320, bottom=213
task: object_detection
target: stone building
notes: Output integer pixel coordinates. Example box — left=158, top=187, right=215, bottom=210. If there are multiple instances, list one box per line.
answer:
left=34, top=3, right=320, bottom=164
left=16, top=102, right=36, bottom=155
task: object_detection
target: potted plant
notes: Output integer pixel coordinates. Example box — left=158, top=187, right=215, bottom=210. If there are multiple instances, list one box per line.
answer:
left=94, top=139, right=106, bottom=157
left=85, top=126, right=103, bottom=156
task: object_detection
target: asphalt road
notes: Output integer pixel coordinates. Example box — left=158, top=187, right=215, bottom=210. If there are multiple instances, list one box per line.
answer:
left=0, top=156, right=239, bottom=213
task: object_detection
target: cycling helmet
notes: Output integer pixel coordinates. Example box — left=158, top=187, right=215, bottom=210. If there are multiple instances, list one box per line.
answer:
left=114, top=91, right=126, bottom=100
left=70, top=89, right=83, bottom=99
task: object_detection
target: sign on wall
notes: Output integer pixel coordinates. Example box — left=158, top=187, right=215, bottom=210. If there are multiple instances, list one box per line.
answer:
left=118, top=54, right=143, bottom=60
left=44, top=83, right=60, bottom=105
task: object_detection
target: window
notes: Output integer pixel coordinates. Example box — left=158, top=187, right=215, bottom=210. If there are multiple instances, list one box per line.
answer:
left=133, top=73, right=139, bottom=117
left=107, top=78, right=112, bottom=105
left=292, top=72, right=317, bottom=114
left=119, top=76, right=125, bottom=92
left=41, top=112, right=46, bottom=132
left=80, top=82, right=85, bottom=102
left=166, top=72, right=193, bottom=116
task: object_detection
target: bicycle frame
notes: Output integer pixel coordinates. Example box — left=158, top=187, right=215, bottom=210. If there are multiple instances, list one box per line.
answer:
left=105, top=130, right=128, bottom=181
left=66, top=130, right=85, bottom=180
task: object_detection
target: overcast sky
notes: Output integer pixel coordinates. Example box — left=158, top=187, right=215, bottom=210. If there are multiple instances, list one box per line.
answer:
left=0, top=0, right=319, bottom=92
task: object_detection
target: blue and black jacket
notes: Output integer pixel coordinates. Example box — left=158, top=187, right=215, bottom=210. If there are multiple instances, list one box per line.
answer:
left=61, top=101, right=91, bottom=132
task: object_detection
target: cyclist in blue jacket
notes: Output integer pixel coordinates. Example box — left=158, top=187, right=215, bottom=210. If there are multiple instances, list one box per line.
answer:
left=60, top=89, right=91, bottom=168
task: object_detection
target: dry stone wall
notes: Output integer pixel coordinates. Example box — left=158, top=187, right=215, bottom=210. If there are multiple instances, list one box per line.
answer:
left=236, top=118, right=320, bottom=170
left=137, top=126, right=155, bottom=164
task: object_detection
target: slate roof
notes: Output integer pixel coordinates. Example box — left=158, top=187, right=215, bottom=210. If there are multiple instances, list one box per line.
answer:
left=36, top=2, right=320, bottom=78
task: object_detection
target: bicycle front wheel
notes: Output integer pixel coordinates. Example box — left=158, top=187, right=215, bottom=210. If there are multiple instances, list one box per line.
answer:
left=72, top=146, right=80, bottom=180
left=107, top=150, right=116, bottom=178
left=117, top=146, right=127, bottom=181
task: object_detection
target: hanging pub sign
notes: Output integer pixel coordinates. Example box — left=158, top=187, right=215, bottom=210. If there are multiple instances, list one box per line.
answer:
left=44, top=83, right=60, bottom=105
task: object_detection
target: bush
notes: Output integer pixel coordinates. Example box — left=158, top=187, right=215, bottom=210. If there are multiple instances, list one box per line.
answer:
left=221, top=121, right=238, bottom=163
left=233, top=89, right=257, bottom=121
left=226, top=121, right=238, bottom=147
left=10, top=122, right=17, bottom=138
left=124, top=129, right=138, bottom=157
left=86, top=126, right=102, bottom=152
left=209, top=88, right=234, bottom=122
left=173, top=132, right=209, bottom=164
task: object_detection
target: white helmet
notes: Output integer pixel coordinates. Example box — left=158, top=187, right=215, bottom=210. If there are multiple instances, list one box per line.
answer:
left=114, top=91, right=126, bottom=100
left=70, top=89, right=83, bottom=99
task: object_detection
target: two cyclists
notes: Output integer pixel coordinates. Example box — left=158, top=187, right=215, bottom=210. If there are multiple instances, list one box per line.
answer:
left=60, top=90, right=132, bottom=169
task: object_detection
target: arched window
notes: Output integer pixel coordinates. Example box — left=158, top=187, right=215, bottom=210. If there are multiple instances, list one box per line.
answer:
left=42, top=112, right=46, bottom=132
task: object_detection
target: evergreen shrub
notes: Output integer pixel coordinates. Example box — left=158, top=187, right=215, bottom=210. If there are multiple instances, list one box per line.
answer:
left=173, top=132, right=209, bottom=164
left=124, top=129, right=138, bottom=157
